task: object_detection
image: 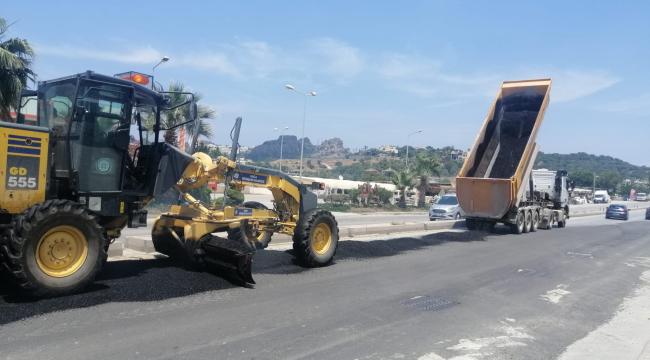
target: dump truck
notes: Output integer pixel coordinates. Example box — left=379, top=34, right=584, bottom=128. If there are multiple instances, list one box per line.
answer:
left=456, top=79, right=570, bottom=234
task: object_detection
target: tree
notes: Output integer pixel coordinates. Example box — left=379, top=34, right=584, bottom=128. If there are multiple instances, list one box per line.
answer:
left=348, top=188, right=360, bottom=206
left=161, top=82, right=215, bottom=148
left=392, top=170, right=414, bottom=208
left=571, top=170, right=595, bottom=188
left=413, top=153, right=442, bottom=207
left=0, top=18, right=35, bottom=119
left=376, top=187, right=393, bottom=205
left=598, top=171, right=622, bottom=193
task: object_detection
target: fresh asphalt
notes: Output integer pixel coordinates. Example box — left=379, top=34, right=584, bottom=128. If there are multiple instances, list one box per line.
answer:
left=1, top=211, right=649, bottom=359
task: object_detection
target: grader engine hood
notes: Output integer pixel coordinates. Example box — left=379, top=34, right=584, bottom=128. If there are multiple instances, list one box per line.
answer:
left=153, top=143, right=196, bottom=197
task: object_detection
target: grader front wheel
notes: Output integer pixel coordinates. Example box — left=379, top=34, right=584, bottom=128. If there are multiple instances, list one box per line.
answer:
left=292, top=210, right=339, bottom=267
left=0, top=200, right=107, bottom=297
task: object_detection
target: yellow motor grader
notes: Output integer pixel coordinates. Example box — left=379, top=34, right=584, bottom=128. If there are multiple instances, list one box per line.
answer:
left=151, top=117, right=339, bottom=286
left=0, top=71, right=338, bottom=296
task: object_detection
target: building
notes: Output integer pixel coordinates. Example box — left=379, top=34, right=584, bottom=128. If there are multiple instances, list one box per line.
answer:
left=378, top=145, right=399, bottom=155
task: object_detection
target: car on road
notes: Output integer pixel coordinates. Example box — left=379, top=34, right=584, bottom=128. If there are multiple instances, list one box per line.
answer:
left=605, top=204, right=629, bottom=220
left=636, top=192, right=648, bottom=201
left=429, top=194, right=464, bottom=220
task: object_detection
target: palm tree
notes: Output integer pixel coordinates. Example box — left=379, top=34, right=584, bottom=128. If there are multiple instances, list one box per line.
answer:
left=0, top=18, right=35, bottom=120
left=161, top=81, right=216, bottom=149
left=392, top=170, right=415, bottom=208
left=414, top=153, right=442, bottom=207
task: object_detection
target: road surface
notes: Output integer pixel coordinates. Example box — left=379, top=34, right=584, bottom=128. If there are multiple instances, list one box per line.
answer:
left=1, top=211, right=649, bottom=359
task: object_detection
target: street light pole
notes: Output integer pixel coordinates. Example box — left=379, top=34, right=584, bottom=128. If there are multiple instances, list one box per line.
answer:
left=274, top=126, right=289, bottom=172
left=285, top=84, right=317, bottom=178
left=405, top=129, right=423, bottom=172
left=152, top=56, right=170, bottom=72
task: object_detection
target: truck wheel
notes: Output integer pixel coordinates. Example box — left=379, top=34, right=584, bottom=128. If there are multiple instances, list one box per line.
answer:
left=1, top=200, right=107, bottom=297
left=557, top=213, right=567, bottom=228
left=510, top=211, right=525, bottom=234
left=523, top=211, right=532, bottom=233
left=530, top=211, right=539, bottom=232
left=293, top=209, right=339, bottom=267
left=228, top=201, right=273, bottom=249
left=465, top=219, right=477, bottom=230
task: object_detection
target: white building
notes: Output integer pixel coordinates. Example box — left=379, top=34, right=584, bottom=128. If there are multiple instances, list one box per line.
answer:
left=378, top=145, right=399, bottom=155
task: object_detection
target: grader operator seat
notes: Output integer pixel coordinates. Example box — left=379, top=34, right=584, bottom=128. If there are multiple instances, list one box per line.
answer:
left=0, top=71, right=200, bottom=296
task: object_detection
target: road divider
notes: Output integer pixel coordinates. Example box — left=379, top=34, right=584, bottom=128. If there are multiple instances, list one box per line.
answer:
left=112, top=203, right=650, bottom=256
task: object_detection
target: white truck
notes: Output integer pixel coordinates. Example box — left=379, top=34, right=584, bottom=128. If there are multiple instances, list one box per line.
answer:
left=593, top=190, right=610, bottom=204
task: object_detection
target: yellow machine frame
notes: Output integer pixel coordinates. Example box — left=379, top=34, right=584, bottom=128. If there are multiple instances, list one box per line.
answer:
left=0, top=122, right=49, bottom=214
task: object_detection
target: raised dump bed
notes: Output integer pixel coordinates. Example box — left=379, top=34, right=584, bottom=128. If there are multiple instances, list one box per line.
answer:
left=456, top=79, right=552, bottom=220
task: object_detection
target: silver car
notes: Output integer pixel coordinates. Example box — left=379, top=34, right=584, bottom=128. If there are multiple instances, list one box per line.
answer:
left=429, top=194, right=464, bottom=220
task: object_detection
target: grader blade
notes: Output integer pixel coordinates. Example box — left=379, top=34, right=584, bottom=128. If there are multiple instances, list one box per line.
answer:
left=201, top=235, right=256, bottom=287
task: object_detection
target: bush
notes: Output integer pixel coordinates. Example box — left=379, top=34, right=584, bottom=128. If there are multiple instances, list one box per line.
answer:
left=376, top=187, right=394, bottom=205
left=318, top=203, right=351, bottom=212
left=213, top=188, right=245, bottom=207
left=189, top=186, right=213, bottom=204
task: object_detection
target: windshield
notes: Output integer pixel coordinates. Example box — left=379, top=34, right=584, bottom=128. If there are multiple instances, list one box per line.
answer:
left=437, top=195, right=458, bottom=205
left=131, top=92, right=158, bottom=146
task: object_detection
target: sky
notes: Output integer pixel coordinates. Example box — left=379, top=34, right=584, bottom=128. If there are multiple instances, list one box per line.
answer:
left=4, top=1, right=650, bottom=165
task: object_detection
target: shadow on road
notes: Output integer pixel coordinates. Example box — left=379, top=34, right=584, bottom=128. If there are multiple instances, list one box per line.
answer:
left=0, top=258, right=238, bottom=325
left=255, top=230, right=488, bottom=274
left=0, top=230, right=488, bottom=325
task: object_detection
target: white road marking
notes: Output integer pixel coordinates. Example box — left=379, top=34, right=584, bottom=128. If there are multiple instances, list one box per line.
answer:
left=540, top=284, right=571, bottom=304
left=624, top=256, right=650, bottom=268
left=417, top=353, right=445, bottom=360
left=566, top=251, right=594, bottom=259
left=418, top=321, right=535, bottom=359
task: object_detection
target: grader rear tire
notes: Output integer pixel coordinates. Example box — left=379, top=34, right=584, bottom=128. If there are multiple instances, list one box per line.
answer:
left=0, top=200, right=107, bottom=297
left=292, top=210, right=339, bottom=267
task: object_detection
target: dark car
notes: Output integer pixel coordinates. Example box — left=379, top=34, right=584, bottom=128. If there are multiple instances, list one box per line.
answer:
left=646, top=207, right=650, bottom=220
left=606, top=204, right=629, bottom=220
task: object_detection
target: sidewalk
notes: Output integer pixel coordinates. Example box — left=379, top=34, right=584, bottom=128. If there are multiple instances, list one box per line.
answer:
left=558, top=269, right=650, bottom=360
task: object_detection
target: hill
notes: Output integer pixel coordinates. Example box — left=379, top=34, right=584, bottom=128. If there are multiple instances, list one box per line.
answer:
left=247, top=135, right=317, bottom=161
left=535, top=152, right=649, bottom=179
